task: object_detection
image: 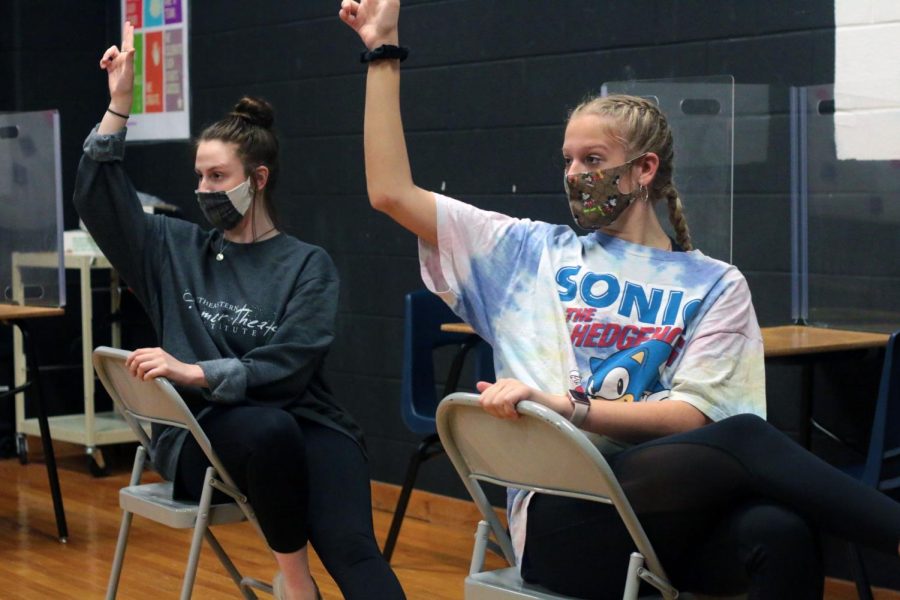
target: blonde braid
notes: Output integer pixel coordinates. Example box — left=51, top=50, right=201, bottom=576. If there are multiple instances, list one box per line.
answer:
left=664, top=184, right=692, bottom=250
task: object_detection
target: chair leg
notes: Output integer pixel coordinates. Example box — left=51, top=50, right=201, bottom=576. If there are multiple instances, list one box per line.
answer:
left=382, top=433, right=444, bottom=561
left=106, top=447, right=147, bottom=600
left=105, top=509, right=135, bottom=600
left=848, top=542, right=874, bottom=600
left=204, top=529, right=257, bottom=600
left=469, top=520, right=491, bottom=576
left=17, top=321, right=68, bottom=542
left=623, top=552, right=644, bottom=600
left=180, top=466, right=217, bottom=600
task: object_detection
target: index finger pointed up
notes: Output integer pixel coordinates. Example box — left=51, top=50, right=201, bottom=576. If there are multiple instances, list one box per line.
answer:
left=121, top=20, right=135, bottom=53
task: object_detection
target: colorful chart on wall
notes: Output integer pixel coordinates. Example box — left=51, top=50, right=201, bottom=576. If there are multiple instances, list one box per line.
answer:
left=121, top=0, right=190, bottom=141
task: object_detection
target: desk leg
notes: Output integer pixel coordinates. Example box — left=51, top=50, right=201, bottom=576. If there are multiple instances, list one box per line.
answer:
left=797, top=360, right=813, bottom=450
left=442, top=335, right=481, bottom=398
left=15, top=321, right=69, bottom=542
left=799, top=361, right=813, bottom=449
left=110, top=269, right=121, bottom=349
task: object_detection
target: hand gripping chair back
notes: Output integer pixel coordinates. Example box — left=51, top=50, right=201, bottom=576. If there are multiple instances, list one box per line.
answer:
left=92, top=346, right=271, bottom=600
left=436, top=393, right=678, bottom=600
left=383, top=290, right=494, bottom=561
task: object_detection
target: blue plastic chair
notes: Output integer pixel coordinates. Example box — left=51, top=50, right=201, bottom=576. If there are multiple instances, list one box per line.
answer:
left=382, top=290, right=494, bottom=561
left=843, top=330, right=900, bottom=600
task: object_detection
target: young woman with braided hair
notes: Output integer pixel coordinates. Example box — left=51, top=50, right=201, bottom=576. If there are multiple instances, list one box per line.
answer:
left=341, top=1, right=900, bottom=598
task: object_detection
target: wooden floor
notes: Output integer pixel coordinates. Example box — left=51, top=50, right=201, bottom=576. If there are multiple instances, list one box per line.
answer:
left=1, top=441, right=898, bottom=599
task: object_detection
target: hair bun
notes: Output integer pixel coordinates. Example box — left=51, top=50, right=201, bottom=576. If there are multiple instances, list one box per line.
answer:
left=230, top=96, right=275, bottom=130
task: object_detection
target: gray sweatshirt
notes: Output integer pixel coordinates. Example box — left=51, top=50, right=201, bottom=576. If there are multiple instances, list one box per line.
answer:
left=73, top=125, right=363, bottom=480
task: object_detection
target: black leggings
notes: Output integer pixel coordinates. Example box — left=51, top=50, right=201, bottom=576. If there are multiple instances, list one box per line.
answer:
left=175, top=405, right=405, bottom=600
left=522, top=414, right=900, bottom=600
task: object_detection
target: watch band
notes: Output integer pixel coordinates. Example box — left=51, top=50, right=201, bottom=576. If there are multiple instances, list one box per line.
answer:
left=360, top=44, right=410, bottom=64
left=568, top=390, right=590, bottom=428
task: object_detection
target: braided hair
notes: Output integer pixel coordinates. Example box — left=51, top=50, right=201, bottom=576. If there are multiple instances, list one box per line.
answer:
left=570, top=94, right=692, bottom=250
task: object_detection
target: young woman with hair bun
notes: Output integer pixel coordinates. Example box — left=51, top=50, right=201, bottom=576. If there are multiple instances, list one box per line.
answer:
left=74, top=21, right=405, bottom=600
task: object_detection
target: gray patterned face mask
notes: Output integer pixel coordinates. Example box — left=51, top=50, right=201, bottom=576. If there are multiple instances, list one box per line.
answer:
left=195, top=178, right=253, bottom=230
left=563, top=154, right=646, bottom=230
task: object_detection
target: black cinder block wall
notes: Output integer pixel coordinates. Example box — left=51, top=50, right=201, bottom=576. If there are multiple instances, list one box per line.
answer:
left=0, top=0, right=845, bottom=488
left=3, top=0, right=898, bottom=586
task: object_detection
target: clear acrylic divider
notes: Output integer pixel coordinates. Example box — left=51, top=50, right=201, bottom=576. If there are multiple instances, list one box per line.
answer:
left=0, top=110, right=65, bottom=307
left=800, top=84, right=900, bottom=333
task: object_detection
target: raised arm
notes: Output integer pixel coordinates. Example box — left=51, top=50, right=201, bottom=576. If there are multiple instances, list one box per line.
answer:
left=98, top=20, right=136, bottom=134
left=74, top=19, right=159, bottom=314
left=339, top=0, right=437, bottom=245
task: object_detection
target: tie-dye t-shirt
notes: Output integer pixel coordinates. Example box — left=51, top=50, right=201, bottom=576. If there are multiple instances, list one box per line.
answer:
left=419, top=193, right=766, bottom=564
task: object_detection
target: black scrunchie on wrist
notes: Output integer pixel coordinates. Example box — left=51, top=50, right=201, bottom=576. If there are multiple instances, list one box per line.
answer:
left=360, top=44, right=409, bottom=63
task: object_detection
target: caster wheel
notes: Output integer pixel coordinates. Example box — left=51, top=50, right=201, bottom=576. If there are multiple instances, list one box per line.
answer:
left=87, top=448, right=109, bottom=477
left=16, top=434, right=28, bottom=465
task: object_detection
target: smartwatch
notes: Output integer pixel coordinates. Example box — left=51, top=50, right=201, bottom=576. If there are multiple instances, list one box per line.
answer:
left=568, top=389, right=591, bottom=428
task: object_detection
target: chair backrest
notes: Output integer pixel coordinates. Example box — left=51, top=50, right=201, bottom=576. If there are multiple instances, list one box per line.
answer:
left=864, top=330, right=900, bottom=491
left=401, top=290, right=493, bottom=433
left=436, top=392, right=667, bottom=581
left=92, top=346, right=239, bottom=493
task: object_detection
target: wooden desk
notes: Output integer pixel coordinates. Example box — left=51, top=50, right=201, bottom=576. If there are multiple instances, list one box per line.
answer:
left=0, top=304, right=68, bottom=541
left=761, top=325, right=889, bottom=357
left=0, top=305, right=64, bottom=321
left=442, top=323, right=891, bottom=358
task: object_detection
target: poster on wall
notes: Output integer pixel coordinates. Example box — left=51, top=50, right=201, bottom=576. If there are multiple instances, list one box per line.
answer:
left=121, top=0, right=190, bottom=141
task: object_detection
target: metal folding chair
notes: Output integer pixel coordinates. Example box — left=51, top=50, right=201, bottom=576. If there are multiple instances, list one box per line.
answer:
left=92, top=346, right=272, bottom=600
left=436, top=392, right=678, bottom=600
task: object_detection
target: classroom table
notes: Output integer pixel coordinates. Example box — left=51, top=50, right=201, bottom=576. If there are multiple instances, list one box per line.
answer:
left=439, top=322, right=891, bottom=446
left=0, top=304, right=68, bottom=542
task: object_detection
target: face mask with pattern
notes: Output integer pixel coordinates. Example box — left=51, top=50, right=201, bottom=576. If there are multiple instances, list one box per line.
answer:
left=563, top=154, right=646, bottom=230
left=195, top=177, right=254, bottom=230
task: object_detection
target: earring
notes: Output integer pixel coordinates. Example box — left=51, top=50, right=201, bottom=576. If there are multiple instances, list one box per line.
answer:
left=639, top=184, right=649, bottom=203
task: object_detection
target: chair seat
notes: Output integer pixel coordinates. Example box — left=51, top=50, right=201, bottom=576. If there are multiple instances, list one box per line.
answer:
left=120, top=481, right=247, bottom=528
left=466, top=568, right=745, bottom=600
left=466, top=567, right=572, bottom=599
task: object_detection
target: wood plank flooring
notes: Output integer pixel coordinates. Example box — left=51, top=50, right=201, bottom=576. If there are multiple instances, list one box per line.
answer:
left=1, top=441, right=898, bottom=599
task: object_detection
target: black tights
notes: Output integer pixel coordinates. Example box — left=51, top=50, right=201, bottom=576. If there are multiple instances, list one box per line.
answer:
left=175, top=405, right=405, bottom=600
left=522, top=414, right=900, bottom=599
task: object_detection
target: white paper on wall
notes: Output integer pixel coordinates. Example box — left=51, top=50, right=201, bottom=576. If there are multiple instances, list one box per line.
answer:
left=834, top=0, right=900, bottom=160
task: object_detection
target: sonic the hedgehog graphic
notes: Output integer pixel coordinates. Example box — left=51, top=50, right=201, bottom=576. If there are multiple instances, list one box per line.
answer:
left=583, top=339, right=673, bottom=403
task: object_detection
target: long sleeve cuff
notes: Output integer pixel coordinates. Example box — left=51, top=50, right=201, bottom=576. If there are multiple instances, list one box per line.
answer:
left=197, top=358, right=247, bottom=404
left=83, top=124, right=127, bottom=162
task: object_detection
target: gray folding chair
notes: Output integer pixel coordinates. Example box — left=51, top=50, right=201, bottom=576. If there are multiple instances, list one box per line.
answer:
left=436, top=392, right=679, bottom=600
left=92, top=346, right=272, bottom=600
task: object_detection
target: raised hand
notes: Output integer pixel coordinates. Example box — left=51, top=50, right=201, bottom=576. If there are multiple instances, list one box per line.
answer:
left=338, top=0, right=400, bottom=49
left=100, top=20, right=136, bottom=113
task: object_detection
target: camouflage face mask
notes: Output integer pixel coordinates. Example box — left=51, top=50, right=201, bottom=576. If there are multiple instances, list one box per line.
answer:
left=563, top=154, right=646, bottom=230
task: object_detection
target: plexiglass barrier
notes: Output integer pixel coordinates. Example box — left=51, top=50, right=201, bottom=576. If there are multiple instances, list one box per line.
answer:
left=601, top=76, right=734, bottom=263
left=0, top=110, right=65, bottom=307
left=734, top=83, right=793, bottom=327
left=797, top=84, right=900, bottom=333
